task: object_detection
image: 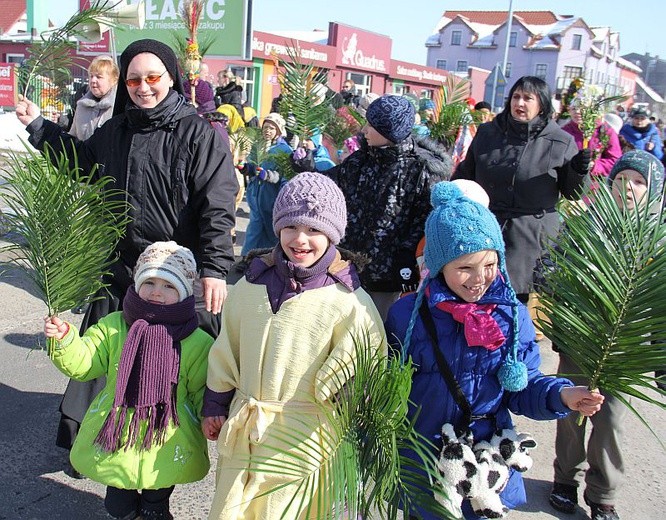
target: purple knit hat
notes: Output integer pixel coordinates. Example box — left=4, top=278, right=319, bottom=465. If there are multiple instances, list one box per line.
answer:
left=272, top=172, right=347, bottom=244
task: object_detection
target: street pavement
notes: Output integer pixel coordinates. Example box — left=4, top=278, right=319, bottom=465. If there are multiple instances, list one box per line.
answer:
left=0, top=201, right=664, bottom=519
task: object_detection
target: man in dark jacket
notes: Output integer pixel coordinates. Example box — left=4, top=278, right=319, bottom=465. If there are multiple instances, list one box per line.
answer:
left=326, top=94, right=451, bottom=319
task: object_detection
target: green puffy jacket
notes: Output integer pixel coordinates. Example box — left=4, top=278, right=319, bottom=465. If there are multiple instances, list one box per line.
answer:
left=51, top=311, right=212, bottom=489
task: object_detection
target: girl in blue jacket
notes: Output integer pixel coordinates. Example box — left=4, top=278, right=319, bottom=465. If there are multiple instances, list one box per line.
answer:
left=240, top=113, right=293, bottom=258
left=385, top=182, right=604, bottom=519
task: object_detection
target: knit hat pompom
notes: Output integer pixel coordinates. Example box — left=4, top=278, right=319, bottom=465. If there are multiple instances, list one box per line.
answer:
left=366, top=95, right=415, bottom=144
left=134, top=241, right=197, bottom=301
left=608, top=149, right=664, bottom=200
left=424, top=182, right=505, bottom=279
left=273, top=172, right=347, bottom=245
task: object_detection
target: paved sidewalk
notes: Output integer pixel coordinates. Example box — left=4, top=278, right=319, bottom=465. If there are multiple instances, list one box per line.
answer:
left=0, top=201, right=664, bottom=519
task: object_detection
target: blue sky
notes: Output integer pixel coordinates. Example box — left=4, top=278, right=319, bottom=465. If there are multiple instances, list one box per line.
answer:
left=52, top=0, right=664, bottom=64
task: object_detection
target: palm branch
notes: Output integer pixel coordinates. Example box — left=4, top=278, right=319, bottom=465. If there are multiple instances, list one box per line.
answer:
left=537, top=183, right=666, bottom=431
left=429, top=75, right=473, bottom=148
left=324, top=113, right=357, bottom=151
left=0, top=144, right=130, bottom=357
left=246, top=333, right=458, bottom=519
left=277, top=43, right=334, bottom=143
left=19, top=1, right=120, bottom=102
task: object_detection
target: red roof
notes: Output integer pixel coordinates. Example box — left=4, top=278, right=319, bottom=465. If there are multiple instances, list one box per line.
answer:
left=443, top=10, right=565, bottom=26
left=0, top=0, right=25, bottom=34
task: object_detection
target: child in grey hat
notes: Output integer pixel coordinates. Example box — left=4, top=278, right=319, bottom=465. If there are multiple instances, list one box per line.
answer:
left=43, top=241, right=214, bottom=520
left=202, top=171, right=385, bottom=519
left=550, top=150, right=665, bottom=520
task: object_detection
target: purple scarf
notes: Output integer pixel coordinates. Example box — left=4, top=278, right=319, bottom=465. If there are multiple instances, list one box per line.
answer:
left=95, top=286, right=199, bottom=452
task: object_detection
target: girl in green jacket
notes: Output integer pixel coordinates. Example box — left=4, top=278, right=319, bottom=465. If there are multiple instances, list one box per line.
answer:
left=44, top=242, right=214, bottom=520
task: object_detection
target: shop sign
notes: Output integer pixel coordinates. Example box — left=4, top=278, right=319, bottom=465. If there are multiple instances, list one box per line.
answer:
left=393, top=62, right=448, bottom=84
left=0, top=63, right=17, bottom=106
left=251, top=32, right=332, bottom=67
left=78, top=0, right=251, bottom=58
left=330, top=23, right=391, bottom=73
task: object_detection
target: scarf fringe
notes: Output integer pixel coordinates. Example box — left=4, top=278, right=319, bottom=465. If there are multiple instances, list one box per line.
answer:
left=95, top=399, right=183, bottom=453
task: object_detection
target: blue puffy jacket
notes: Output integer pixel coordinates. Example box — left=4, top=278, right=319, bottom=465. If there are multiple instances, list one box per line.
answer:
left=619, top=123, right=664, bottom=160
left=386, top=275, right=573, bottom=519
left=242, top=138, right=293, bottom=255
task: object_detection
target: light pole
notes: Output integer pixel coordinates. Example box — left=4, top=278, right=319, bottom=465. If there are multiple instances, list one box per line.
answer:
left=491, top=0, right=515, bottom=110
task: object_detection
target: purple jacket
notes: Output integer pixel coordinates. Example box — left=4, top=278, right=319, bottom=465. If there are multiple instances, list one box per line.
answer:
left=561, top=121, right=621, bottom=177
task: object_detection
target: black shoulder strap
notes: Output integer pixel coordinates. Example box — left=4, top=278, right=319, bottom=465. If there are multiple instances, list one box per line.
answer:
left=418, top=300, right=473, bottom=429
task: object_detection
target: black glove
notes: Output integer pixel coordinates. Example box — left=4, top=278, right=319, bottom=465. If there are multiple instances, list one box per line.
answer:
left=291, top=149, right=316, bottom=173
left=571, top=148, right=592, bottom=174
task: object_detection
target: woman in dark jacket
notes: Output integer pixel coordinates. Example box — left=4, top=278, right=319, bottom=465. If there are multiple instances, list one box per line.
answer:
left=15, top=39, right=238, bottom=462
left=453, top=76, right=591, bottom=300
left=214, top=69, right=244, bottom=117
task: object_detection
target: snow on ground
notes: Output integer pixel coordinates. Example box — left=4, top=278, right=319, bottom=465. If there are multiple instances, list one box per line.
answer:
left=0, top=111, right=34, bottom=155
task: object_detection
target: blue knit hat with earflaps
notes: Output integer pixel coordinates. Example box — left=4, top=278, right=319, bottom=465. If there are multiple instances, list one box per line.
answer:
left=401, top=182, right=528, bottom=392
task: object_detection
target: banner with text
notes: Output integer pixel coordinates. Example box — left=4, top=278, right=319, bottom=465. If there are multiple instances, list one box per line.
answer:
left=79, top=0, right=251, bottom=58
left=0, top=63, right=17, bottom=106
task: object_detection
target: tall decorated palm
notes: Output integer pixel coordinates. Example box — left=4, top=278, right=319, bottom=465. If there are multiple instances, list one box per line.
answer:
left=178, top=0, right=205, bottom=106
left=537, top=183, right=666, bottom=430
left=246, top=335, right=457, bottom=519
left=1, top=146, right=130, bottom=357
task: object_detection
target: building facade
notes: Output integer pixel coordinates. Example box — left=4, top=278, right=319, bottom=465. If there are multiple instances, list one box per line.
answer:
left=425, top=10, right=640, bottom=108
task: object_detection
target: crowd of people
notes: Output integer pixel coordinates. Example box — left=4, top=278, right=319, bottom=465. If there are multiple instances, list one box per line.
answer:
left=14, top=38, right=666, bottom=520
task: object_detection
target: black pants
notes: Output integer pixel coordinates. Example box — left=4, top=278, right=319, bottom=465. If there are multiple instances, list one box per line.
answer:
left=105, top=485, right=174, bottom=519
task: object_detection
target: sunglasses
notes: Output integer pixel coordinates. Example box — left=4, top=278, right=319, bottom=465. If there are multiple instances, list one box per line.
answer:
left=125, top=70, right=168, bottom=87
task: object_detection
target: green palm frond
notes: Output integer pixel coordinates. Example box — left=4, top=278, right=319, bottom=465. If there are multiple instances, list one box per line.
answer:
left=428, top=75, right=473, bottom=147
left=246, top=333, right=457, bottom=519
left=324, top=113, right=357, bottom=151
left=277, top=43, right=333, bottom=143
left=19, top=1, right=120, bottom=101
left=269, top=151, right=297, bottom=181
left=538, top=183, right=666, bottom=430
left=0, top=144, right=130, bottom=356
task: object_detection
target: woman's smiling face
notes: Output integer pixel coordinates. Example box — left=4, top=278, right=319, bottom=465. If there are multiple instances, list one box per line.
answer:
left=125, top=52, right=173, bottom=109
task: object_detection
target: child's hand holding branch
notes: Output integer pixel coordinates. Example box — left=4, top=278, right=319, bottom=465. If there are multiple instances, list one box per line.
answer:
left=43, top=316, right=69, bottom=341
left=560, top=386, right=605, bottom=417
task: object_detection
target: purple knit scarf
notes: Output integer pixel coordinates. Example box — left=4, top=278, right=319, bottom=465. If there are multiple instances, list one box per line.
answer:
left=95, top=286, right=199, bottom=452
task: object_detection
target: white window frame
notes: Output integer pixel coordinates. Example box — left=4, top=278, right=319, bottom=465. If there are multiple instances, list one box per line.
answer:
left=451, top=30, right=462, bottom=46
left=534, top=63, right=547, bottom=79
left=456, top=60, right=468, bottom=72
left=509, top=31, right=517, bottom=47
left=346, top=72, right=371, bottom=96
left=436, top=59, right=447, bottom=70
left=5, top=53, right=24, bottom=63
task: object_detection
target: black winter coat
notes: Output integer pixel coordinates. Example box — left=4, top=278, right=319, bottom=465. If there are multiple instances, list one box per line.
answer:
left=27, top=91, right=239, bottom=289
left=327, top=136, right=451, bottom=293
left=214, top=82, right=243, bottom=116
left=454, top=111, right=588, bottom=293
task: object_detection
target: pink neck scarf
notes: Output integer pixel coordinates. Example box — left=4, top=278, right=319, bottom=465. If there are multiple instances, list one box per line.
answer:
left=435, top=300, right=506, bottom=351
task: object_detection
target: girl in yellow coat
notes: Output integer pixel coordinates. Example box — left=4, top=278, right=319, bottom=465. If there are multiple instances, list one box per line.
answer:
left=203, top=172, right=385, bottom=519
